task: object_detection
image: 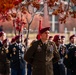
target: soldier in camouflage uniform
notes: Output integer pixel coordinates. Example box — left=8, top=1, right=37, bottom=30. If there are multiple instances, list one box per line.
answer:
left=24, top=27, right=60, bottom=75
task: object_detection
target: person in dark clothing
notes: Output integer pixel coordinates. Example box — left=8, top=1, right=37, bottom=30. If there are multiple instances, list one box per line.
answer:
left=7, top=35, right=26, bottom=75
left=53, top=35, right=61, bottom=75
left=24, top=27, right=60, bottom=75
left=64, top=34, right=76, bottom=75
left=59, top=35, right=67, bottom=75
left=0, top=39, right=10, bottom=75
left=64, top=45, right=76, bottom=75
left=0, top=31, right=10, bottom=75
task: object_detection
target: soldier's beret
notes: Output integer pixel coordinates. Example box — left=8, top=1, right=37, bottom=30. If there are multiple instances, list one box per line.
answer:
left=49, top=36, right=53, bottom=39
left=3, top=39, right=8, bottom=44
left=11, top=37, right=16, bottom=43
left=53, top=35, right=61, bottom=42
left=36, top=34, right=41, bottom=40
left=0, top=31, right=4, bottom=37
left=61, top=36, right=65, bottom=39
left=15, top=35, right=20, bottom=40
left=69, top=34, right=75, bottom=40
left=40, top=27, right=50, bottom=34
left=24, top=38, right=29, bottom=42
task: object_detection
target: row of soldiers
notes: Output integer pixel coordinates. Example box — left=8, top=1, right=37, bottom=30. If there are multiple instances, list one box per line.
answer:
left=0, top=31, right=26, bottom=75
left=24, top=27, right=76, bottom=75
left=36, top=33, right=76, bottom=75
left=49, top=34, right=76, bottom=75
left=0, top=29, right=76, bottom=75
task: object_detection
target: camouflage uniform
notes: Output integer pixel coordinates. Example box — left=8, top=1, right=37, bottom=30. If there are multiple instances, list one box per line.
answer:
left=24, top=39, right=60, bottom=75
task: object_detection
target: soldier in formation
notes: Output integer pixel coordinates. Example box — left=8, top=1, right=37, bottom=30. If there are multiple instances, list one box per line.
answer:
left=66, top=45, right=76, bottom=75
left=53, top=35, right=61, bottom=75
left=0, top=28, right=76, bottom=75
left=0, top=31, right=10, bottom=75
left=63, top=34, right=76, bottom=75
left=59, top=36, right=67, bottom=75
left=24, top=27, right=60, bottom=75
left=7, top=35, right=26, bottom=75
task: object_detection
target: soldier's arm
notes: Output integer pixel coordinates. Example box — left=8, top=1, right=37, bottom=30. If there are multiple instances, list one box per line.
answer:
left=24, top=42, right=36, bottom=64
left=52, top=42, right=60, bottom=63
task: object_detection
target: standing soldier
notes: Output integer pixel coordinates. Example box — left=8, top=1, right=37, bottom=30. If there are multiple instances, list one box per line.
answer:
left=7, top=35, right=26, bottom=75
left=66, top=45, right=76, bottom=75
left=63, top=34, right=76, bottom=75
left=0, top=39, right=10, bottom=75
left=53, top=35, right=61, bottom=75
left=24, top=27, right=60, bottom=75
left=0, top=31, right=10, bottom=75
left=59, top=35, right=67, bottom=75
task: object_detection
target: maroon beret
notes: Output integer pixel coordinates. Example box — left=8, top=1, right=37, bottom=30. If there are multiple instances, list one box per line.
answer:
left=11, top=37, right=16, bottom=43
left=15, top=35, right=20, bottom=40
left=69, top=34, right=75, bottom=40
left=24, top=38, right=29, bottom=42
left=53, top=35, right=61, bottom=42
left=40, top=27, right=50, bottom=34
left=36, top=34, right=41, bottom=40
left=3, top=39, right=8, bottom=44
left=49, top=36, right=53, bottom=39
left=61, top=36, right=65, bottom=39
left=0, top=31, right=4, bottom=37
